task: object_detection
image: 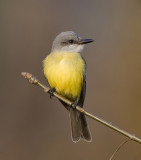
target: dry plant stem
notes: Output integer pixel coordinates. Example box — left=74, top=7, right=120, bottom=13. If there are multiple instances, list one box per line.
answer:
left=109, top=139, right=131, bottom=160
left=21, top=72, right=141, bottom=144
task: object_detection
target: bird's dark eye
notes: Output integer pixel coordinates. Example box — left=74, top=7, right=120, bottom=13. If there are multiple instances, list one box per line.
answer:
left=68, top=40, right=74, bottom=44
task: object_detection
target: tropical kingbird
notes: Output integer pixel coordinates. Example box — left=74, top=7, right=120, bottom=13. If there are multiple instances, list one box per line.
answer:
left=43, top=31, right=93, bottom=142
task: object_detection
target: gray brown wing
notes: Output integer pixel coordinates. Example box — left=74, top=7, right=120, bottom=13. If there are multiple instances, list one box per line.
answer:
left=78, top=74, right=86, bottom=108
left=77, top=72, right=92, bottom=141
left=78, top=56, right=87, bottom=108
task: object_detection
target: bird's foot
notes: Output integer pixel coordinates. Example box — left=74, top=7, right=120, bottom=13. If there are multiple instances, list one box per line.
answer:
left=48, top=88, right=55, bottom=99
left=71, top=100, right=78, bottom=109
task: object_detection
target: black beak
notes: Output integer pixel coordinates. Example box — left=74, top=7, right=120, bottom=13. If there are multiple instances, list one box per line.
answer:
left=79, top=38, right=94, bottom=44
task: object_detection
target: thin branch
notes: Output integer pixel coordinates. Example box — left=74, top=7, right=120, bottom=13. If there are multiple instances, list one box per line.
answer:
left=109, top=139, right=131, bottom=160
left=21, top=72, right=141, bottom=144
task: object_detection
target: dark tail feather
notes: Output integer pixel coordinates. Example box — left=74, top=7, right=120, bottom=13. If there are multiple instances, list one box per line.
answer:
left=70, top=108, right=92, bottom=142
left=70, top=108, right=81, bottom=142
left=80, top=114, right=92, bottom=142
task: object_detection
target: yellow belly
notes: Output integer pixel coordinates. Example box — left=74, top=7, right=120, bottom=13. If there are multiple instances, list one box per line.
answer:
left=43, top=52, right=85, bottom=101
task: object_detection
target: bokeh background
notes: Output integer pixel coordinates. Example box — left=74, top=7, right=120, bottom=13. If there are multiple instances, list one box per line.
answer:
left=1, top=0, right=141, bottom=159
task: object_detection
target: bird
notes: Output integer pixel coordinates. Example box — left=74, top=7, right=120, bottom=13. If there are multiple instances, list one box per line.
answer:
left=43, top=31, right=93, bottom=142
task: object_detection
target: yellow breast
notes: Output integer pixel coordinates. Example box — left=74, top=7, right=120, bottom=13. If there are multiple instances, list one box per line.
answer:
left=43, top=52, right=85, bottom=101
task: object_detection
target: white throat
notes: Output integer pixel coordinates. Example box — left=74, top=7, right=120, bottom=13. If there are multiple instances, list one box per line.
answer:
left=53, top=44, right=85, bottom=53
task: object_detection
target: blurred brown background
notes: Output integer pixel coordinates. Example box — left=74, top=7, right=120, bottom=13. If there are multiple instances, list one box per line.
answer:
left=1, top=0, right=141, bottom=159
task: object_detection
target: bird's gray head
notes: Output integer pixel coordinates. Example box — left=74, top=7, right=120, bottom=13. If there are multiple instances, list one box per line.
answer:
left=51, top=31, right=93, bottom=53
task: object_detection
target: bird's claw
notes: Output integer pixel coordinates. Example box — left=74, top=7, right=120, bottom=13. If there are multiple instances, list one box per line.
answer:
left=71, top=100, right=78, bottom=109
left=48, top=88, right=55, bottom=99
